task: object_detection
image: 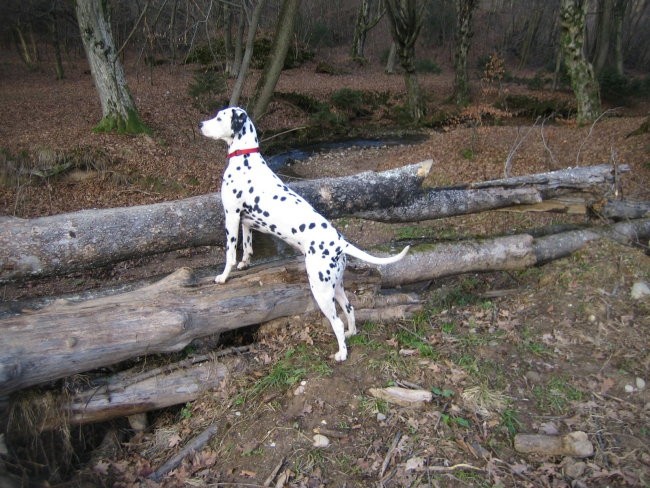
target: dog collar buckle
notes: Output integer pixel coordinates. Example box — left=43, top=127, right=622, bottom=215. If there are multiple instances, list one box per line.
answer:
left=227, top=148, right=260, bottom=159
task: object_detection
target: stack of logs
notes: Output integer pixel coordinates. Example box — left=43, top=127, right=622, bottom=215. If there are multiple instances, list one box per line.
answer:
left=1, top=160, right=648, bottom=426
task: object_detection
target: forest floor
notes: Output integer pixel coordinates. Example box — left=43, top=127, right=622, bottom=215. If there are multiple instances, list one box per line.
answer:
left=0, top=49, right=649, bottom=487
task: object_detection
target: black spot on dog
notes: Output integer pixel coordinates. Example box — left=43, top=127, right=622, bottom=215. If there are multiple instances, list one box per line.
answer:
left=299, top=224, right=306, bottom=232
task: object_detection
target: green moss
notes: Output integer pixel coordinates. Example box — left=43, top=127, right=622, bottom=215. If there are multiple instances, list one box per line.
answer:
left=93, top=109, right=151, bottom=135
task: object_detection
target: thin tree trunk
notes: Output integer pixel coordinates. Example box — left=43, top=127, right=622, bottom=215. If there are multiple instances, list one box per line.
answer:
left=592, top=0, right=614, bottom=77
left=251, top=0, right=301, bottom=120
left=453, top=0, right=478, bottom=106
left=75, top=0, right=149, bottom=133
left=559, top=0, right=602, bottom=124
left=229, top=0, right=266, bottom=107
left=385, top=0, right=425, bottom=121
left=351, top=0, right=385, bottom=61
left=230, top=6, right=245, bottom=77
left=385, top=41, right=397, bottom=73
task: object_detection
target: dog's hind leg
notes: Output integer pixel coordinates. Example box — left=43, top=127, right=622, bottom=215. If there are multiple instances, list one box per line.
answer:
left=215, top=213, right=240, bottom=284
left=238, top=222, right=253, bottom=270
left=307, top=260, right=348, bottom=361
left=335, top=281, right=356, bottom=338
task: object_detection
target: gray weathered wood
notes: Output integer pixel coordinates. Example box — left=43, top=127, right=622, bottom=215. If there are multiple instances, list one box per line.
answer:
left=2, top=218, right=648, bottom=396
left=0, top=161, right=433, bottom=283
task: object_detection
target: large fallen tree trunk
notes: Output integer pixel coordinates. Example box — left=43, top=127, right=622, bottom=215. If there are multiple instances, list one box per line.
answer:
left=0, top=161, right=432, bottom=283
left=0, top=163, right=626, bottom=282
left=1, top=218, right=648, bottom=396
left=356, top=163, right=628, bottom=222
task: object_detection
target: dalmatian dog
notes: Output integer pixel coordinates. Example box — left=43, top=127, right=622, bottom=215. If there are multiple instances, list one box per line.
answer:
left=199, top=107, right=409, bottom=361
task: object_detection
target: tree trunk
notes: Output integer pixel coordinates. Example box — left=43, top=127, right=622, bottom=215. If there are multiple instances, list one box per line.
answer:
left=453, top=0, right=478, bottom=106
left=351, top=0, right=385, bottom=61
left=49, top=11, right=65, bottom=80
left=75, top=0, right=149, bottom=134
left=385, top=41, right=397, bottom=73
left=559, top=0, right=602, bottom=124
left=251, top=0, right=301, bottom=120
left=230, top=6, right=245, bottom=77
left=612, top=0, right=626, bottom=76
left=591, top=0, right=614, bottom=77
left=385, top=0, right=425, bottom=121
left=0, top=163, right=627, bottom=283
left=0, top=161, right=432, bottom=282
left=229, top=0, right=266, bottom=107
left=2, top=219, right=648, bottom=396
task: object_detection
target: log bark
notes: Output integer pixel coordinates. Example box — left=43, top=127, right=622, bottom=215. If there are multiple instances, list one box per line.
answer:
left=1, top=219, right=648, bottom=396
left=0, top=163, right=626, bottom=282
left=41, top=359, right=229, bottom=427
left=0, top=160, right=432, bottom=283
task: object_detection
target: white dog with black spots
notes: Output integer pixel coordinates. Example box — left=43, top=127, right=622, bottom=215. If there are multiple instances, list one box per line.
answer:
left=199, top=107, right=409, bottom=361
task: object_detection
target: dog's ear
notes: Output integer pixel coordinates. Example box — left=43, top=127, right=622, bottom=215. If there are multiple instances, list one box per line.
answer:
left=231, top=109, right=248, bottom=135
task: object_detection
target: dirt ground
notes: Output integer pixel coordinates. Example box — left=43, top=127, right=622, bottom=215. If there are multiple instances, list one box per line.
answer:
left=1, top=49, right=649, bottom=487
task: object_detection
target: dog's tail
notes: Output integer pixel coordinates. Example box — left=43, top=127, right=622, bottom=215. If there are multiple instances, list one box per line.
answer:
left=344, top=243, right=410, bottom=265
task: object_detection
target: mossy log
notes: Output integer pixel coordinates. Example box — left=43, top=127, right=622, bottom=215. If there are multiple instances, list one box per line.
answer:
left=2, top=218, right=648, bottom=397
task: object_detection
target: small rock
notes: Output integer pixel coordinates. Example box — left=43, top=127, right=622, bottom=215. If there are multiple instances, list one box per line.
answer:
left=525, top=371, right=542, bottom=383
left=404, top=456, right=425, bottom=472
left=636, top=377, right=646, bottom=391
left=631, top=281, right=650, bottom=299
left=294, top=385, right=305, bottom=396
left=564, top=459, right=587, bottom=479
left=376, top=412, right=387, bottom=422
left=127, top=413, right=148, bottom=431
left=312, top=434, right=330, bottom=448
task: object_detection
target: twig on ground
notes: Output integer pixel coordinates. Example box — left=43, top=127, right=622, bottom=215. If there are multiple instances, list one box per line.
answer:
left=148, top=423, right=219, bottom=482
left=380, top=431, right=402, bottom=479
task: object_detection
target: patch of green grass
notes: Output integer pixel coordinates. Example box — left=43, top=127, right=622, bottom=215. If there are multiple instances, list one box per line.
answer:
left=395, top=325, right=438, bottom=359
left=460, top=147, right=475, bottom=160
left=247, top=346, right=331, bottom=399
left=431, top=386, right=454, bottom=399
left=441, top=413, right=471, bottom=429
left=179, top=403, right=192, bottom=420
left=533, top=375, right=584, bottom=415
left=499, top=408, right=522, bottom=437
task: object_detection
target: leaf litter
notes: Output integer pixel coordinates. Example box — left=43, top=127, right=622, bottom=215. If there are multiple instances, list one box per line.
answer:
left=0, top=50, right=649, bottom=486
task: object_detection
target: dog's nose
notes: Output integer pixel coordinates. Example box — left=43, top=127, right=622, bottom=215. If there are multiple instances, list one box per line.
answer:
left=198, top=121, right=203, bottom=129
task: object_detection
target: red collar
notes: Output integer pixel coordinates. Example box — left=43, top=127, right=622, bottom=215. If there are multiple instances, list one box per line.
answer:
left=227, top=147, right=260, bottom=159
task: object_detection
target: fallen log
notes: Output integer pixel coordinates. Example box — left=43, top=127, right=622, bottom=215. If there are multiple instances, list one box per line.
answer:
left=0, top=163, right=626, bottom=282
left=0, top=160, right=432, bottom=283
left=1, top=219, right=648, bottom=396
left=37, top=358, right=229, bottom=427
left=357, top=164, right=628, bottom=222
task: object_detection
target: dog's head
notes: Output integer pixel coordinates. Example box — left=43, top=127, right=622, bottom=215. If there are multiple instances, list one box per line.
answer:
left=199, top=107, right=256, bottom=145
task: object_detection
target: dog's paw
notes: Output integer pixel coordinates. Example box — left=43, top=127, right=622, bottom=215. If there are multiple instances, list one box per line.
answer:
left=236, top=261, right=249, bottom=270
left=334, top=349, right=347, bottom=362
left=214, top=274, right=228, bottom=284
left=344, top=328, right=357, bottom=338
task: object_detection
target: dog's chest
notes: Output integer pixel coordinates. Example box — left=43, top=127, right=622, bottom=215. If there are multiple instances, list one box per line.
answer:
left=221, top=155, right=338, bottom=250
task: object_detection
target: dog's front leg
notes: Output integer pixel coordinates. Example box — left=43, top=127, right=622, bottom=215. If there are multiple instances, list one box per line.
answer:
left=215, top=213, right=240, bottom=284
left=237, top=222, right=253, bottom=270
